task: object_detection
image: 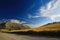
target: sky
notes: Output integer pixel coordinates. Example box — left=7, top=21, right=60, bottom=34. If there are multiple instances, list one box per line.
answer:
left=0, top=0, right=60, bottom=27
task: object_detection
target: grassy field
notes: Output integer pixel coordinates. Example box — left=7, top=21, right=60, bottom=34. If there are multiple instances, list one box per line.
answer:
left=1, top=22, right=60, bottom=33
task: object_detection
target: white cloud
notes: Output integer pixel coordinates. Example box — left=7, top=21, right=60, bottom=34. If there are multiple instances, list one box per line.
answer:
left=25, top=22, right=49, bottom=28
left=9, top=19, right=27, bottom=24
left=27, top=0, right=60, bottom=27
left=28, top=14, right=41, bottom=18
left=40, top=0, right=60, bottom=20
left=25, top=24, right=41, bottom=28
left=28, top=0, right=60, bottom=21
left=10, top=19, right=21, bottom=24
left=20, top=21, right=26, bottom=24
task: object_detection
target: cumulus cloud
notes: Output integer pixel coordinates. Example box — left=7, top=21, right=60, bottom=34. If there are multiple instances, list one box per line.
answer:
left=40, top=0, right=60, bottom=20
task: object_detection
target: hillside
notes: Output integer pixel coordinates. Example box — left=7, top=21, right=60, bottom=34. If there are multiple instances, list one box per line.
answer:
left=0, top=20, right=30, bottom=31
left=5, top=22, right=30, bottom=30
left=31, top=22, right=60, bottom=32
left=1, top=22, right=60, bottom=33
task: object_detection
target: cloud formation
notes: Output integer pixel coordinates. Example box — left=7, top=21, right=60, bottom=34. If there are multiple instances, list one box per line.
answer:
left=20, top=21, right=27, bottom=24
left=28, top=0, right=60, bottom=21
left=28, top=14, right=41, bottom=18
left=10, top=19, right=21, bottom=23
left=9, top=19, right=27, bottom=24
left=40, top=0, right=60, bottom=20
left=27, top=0, right=60, bottom=27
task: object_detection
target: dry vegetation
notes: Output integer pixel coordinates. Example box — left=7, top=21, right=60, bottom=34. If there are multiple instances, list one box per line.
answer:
left=1, top=22, right=60, bottom=34
left=31, top=22, right=60, bottom=32
left=0, top=22, right=60, bottom=37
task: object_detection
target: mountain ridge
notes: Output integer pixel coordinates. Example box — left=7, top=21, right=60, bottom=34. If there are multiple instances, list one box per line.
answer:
left=0, top=19, right=30, bottom=30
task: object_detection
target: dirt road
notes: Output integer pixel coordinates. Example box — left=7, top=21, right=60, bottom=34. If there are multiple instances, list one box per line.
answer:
left=0, top=32, right=60, bottom=40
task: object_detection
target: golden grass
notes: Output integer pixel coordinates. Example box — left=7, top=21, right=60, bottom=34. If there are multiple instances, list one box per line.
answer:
left=1, top=29, right=31, bottom=32
left=1, top=22, right=60, bottom=33
left=31, top=23, right=60, bottom=31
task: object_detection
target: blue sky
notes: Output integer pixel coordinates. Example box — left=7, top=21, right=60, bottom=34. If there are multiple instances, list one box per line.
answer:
left=0, top=0, right=60, bottom=27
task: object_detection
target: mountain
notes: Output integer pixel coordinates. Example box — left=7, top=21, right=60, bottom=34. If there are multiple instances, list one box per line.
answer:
left=0, top=19, right=30, bottom=30
left=6, top=22, right=30, bottom=30
left=31, top=22, right=60, bottom=32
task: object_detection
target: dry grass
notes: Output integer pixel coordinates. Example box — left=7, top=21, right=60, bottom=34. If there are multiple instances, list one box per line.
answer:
left=31, top=23, right=60, bottom=32
left=1, top=22, right=60, bottom=33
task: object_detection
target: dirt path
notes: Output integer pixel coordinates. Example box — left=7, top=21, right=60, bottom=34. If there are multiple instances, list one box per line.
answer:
left=0, top=32, right=60, bottom=40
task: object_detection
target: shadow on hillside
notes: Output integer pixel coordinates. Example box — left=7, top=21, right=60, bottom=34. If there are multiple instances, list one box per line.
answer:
left=7, top=30, right=60, bottom=38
